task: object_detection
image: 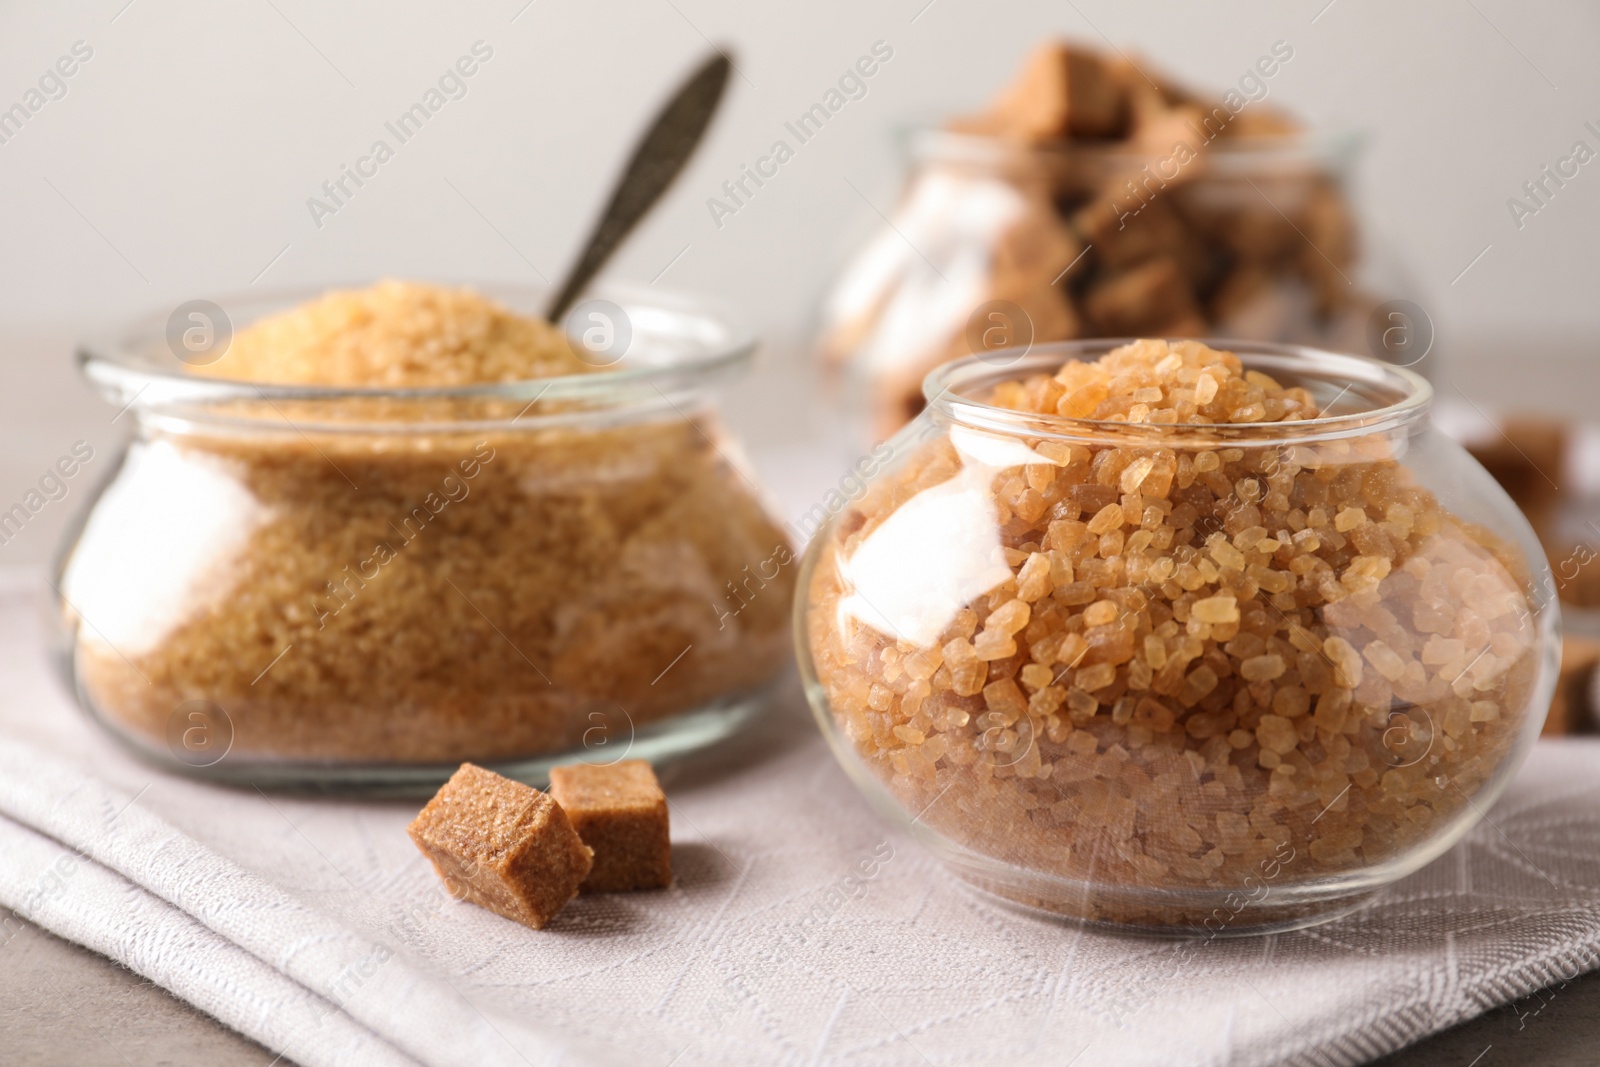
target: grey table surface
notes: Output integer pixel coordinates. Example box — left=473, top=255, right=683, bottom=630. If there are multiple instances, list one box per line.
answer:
left=1, top=904, right=1595, bottom=1067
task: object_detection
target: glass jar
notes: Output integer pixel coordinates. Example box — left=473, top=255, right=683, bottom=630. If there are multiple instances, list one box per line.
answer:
left=57, top=284, right=794, bottom=790
left=798, top=341, right=1557, bottom=933
left=819, top=129, right=1421, bottom=443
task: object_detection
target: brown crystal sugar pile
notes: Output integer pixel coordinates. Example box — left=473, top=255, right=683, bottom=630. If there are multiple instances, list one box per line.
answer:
left=72, top=421, right=793, bottom=762
left=191, top=280, right=592, bottom=386
left=66, top=284, right=792, bottom=765
left=805, top=340, right=1539, bottom=923
left=986, top=336, right=1319, bottom=425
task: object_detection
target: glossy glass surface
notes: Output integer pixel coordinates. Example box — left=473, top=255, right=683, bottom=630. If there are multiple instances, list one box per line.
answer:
left=799, top=341, right=1558, bottom=932
left=58, top=284, right=793, bottom=791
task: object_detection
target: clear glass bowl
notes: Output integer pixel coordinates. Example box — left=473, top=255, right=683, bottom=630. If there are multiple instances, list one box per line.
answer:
left=798, top=340, right=1558, bottom=933
left=819, top=128, right=1422, bottom=443
left=56, top=283, right=794, bottom=792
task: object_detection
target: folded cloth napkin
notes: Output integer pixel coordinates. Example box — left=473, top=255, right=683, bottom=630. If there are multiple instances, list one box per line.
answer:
left=3, top=567, right=1600, bottom=1067
left=0, top=812, right=426, bottom=1067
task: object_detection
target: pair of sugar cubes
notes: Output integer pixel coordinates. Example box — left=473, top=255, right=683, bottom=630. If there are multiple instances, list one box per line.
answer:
left=408, top=759, right=670, bottom=929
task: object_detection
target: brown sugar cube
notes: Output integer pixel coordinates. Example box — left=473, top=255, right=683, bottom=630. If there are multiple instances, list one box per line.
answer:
left=1072, top=197, right=1207, bottom=281
left=549, top=760, right=672, bottom=892
left=1207, top=264, right=1273, bottom=324
left=1173, top=173, right=1312, bottom=266
left=1559, top=549, right=1600, bottom=609
left=866, top=276, right=1079, bottom=443
left=1222, top=103, right=1301, bottom=139
left=1546, top=636, right=1600, bottom=736
left=1298, top=180, right=1358, bottom=314
left=992, top=191, right=1085, bottom=278
left=1208, top=268, right=1305, bottom=340
left=970, top=42, right=1128, bottom=142
left=407, top=763, right=593, bottom=930
left=1465, top=416, right=1566, bottom=536
left=1083, top=257, right=1202, bottom=336
left=1125, top=98, right=1212, bottom=161
left=1109, top=55, right=1193, bottom=118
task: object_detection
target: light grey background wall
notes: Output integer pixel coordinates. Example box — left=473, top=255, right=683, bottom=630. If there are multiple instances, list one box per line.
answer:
left=2, top=0, right=1597, bottom=565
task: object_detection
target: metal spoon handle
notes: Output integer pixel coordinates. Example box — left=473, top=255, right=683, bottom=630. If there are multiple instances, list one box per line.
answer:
left=545, top=51, right=733, bottom=323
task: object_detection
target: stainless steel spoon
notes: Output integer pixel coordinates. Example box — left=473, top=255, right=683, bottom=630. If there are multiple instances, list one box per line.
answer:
left=545, top=51, right=733, bottom=323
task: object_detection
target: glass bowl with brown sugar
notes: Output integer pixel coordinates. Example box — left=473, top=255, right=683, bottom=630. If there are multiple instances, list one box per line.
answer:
left=58, top=281, right=794, bottom=790
left=798, top=338, right=1558, bottom=933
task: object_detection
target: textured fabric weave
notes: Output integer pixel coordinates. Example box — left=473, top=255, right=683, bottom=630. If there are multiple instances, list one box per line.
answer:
left=2, top=566, right=1598, bottom=1067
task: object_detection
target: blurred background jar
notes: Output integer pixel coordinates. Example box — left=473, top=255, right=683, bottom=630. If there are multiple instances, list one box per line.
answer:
left=817, top=42, right=1424, bottom=444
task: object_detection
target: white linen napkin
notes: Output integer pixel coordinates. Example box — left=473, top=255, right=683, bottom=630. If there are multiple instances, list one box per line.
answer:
left=0, top=812, right=423, bottom=1067
left=3, top=564, right=1600, bottom=1067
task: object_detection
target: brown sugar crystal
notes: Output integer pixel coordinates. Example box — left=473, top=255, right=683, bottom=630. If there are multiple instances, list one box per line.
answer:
left=968, top=42, right=1128, bottom=142
left=408, top=763, right=593, bottom=930
left=549, top=760, right=672, bottom=892
left=190, top=279, right=593, bottom=387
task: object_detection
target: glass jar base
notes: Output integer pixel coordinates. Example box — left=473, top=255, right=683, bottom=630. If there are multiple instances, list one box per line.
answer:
left=942, top=853, right=1384, bottom=937
left=84, top=686, right=774, bottom=796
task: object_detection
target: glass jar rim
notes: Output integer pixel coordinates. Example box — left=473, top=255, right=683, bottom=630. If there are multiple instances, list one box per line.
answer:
left=77, top=280, right=757, bottom=432
left=904, top=124, right=1364, bottom=176
left=922, top=339, right=1432, bottom=447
